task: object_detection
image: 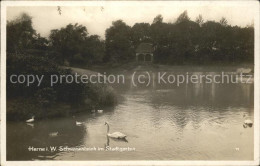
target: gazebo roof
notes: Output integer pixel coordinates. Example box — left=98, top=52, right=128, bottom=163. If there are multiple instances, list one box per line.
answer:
left=136, top=43, right=153, bottom=53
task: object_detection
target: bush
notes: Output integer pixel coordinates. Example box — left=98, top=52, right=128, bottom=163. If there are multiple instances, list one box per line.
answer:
left=7, top=53, right=85, bottom=104
left=7, top=53, right=117, bottom=120
left=86, top=84, right=117, bottom=107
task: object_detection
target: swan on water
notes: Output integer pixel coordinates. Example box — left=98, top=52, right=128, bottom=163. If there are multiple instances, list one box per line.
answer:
left=244, top=119, right=253, bottom=124
left=76, top=121, right=84, bottom=126
left=98, top=110, right=103, bottom=113
left=26, top=116, right=35, bottom=123
left=244, top=119, right=253, bottom=128
left=72, top=116, right=84, bottom=126
left=105, top=122, right=126, bottom=139
left=49, top=132, right=58, bottom=137
left=244, top=119, right=253, bottom=125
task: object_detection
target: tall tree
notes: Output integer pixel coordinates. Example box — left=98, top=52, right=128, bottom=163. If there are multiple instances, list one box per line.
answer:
left=131, top=23, right=152, bottom=48
left=49, top=23, right=88, bottom=63
left=104, top=20, right=133, bottom=62
left=49, top=24, right=105, bottom=65
left=219, top=17, right=228, bottom=27
left=176, top=10, right=190, bottom=24
left=152, top=14, right=163, bottom=24
left=195, top=14, right=204, bottom=27
left=7, top=13, right=36, bottom=54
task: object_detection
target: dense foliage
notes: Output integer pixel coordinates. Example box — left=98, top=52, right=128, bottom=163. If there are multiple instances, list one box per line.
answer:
left=7, top=13, right=49, bottom=56
left=7, top=53, right=85, bottom=104
left=49, top=24, right=105, bottom=65
left=104, top=20, right=134, bottom=63
left=8, top=11, right=253, bottom=66
left=104, top=11, right=254, bottom=64
left=7, top=13, right=116, bottom=120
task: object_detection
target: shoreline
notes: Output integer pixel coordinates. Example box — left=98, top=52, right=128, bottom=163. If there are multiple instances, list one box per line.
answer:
left=71, top=62, right=254, bottom=73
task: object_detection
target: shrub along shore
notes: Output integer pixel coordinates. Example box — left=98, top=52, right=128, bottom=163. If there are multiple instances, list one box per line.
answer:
left=7, top=53, right=117, bottom=121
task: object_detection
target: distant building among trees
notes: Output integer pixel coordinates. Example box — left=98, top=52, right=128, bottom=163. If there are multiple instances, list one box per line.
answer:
left=136, top=43, right=154, bottom=62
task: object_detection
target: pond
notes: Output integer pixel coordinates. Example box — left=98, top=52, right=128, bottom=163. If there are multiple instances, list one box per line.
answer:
left=7, top=66, right=254, bottom=160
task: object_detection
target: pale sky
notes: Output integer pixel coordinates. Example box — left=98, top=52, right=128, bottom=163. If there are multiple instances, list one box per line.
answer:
left=6, top=2, right=256, bottom=39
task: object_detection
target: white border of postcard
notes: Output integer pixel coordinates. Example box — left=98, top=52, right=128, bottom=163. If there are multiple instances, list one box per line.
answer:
left=1, top=1, right=260, bottom=166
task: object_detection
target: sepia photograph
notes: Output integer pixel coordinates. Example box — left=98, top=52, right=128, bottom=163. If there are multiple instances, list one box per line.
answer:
left=0, top=1, right=259, bottom=165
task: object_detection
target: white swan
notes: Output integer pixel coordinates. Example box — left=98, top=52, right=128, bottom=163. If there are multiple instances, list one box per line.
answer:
left=244, top=119, right=253, bottom=126
left=76, top=121, right=84, bottom=126
left=49, top=132, right=58, bottom=137
left=243, top=119, right=253, bottom=128
left=244, top=119, right=253, bottom=125
left=26, top=116, right=35, bottom=123
left=105, top=122, right=126, bottom=139
left=97, top=110, right=103, bottom=113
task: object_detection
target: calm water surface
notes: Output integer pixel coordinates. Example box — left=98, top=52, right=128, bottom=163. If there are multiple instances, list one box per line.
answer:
left=7, top=68, right=254, bottom=160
